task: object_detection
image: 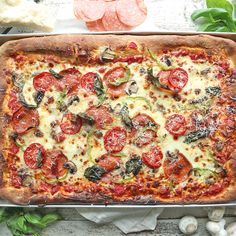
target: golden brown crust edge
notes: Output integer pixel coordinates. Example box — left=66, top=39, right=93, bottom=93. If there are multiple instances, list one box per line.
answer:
left=0, top=34, right=236, bottom=205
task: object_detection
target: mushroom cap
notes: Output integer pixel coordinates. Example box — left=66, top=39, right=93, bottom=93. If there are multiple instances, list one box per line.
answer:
left=179, top=216, right=198, bottom=235
left=226, top=222, right=236, bottom=236
left=208, top=207, right=225, bottom=222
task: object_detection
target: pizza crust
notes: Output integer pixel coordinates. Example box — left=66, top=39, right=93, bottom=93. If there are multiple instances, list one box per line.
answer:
left=0, top=34, right=236, bottom=205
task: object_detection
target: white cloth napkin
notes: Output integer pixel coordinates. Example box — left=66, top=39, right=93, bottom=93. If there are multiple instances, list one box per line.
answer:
left=77, top=207, right=164, bottom=234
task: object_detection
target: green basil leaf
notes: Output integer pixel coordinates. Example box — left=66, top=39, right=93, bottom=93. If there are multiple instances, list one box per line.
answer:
left=191, top=8, right=229, bottom=21
left=36, top=150, right=43, bottom=168
left=120, top=104, right=133, bottom=127
left=94, top=74, right=106, bottom=104
left=39, top=213, right=61, bottom=227
left=206, top=0, right=233, bottom=15
left=24, top=212, right=44, bottom=228
left=0, top=208, right=9, bottom=223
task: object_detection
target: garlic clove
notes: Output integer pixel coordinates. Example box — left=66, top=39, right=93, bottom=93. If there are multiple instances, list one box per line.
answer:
left=179, top=216, right=198, bottom=235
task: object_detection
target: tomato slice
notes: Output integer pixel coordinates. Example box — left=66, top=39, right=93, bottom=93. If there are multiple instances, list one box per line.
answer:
left=132, top=113, right=156, bottom=128
left=80, top=72, right=97, bottom=94
left=104, top=126, right=127, bottom=153
left=135, top=129, right=157, bottom=147
left=57, top=68, right=81, bottom=93
left=168, top=68, right=188, bottom=92
left=165, top=114, right=187, bottom=138
left=33, top=72, right=56, bottom=92
left=24, top=143, right=46, bottom=169
left=96, top=154, right=120, bottom=172
left=142, top=146, right=163, bottom=169
left=163, top=152, right=192, bottom=183
left=8, top=90, right=22, bottom=114
left=60, top=113, right=82, bottom=135
left=86, top=105, right=113, bottom=129
left=42, top=150, right=68, bottom=179
left=103, top=67, right=128, bottom=98
left=12, top=107, right=39, bottom=134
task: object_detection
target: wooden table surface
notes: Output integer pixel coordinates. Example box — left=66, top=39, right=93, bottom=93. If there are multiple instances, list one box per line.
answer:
left=0, top=207, right=236, bottom=235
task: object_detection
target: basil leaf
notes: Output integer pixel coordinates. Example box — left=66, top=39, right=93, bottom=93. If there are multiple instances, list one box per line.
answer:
left=191, top=8, right=229, bottom=21
left=120, top=104, right=133, bottom=127
left=49, top=69, right=63, bottom=79
left=24, top=212, right=43, bottom=227
left=84, top=165, right=106, bottom=182
left=94, top=74, right=105, bottom=103
left=184, top=129, right=210, bottom=144
left=78, top=113, right=95, bottom=126
left=125, top=157, right=142, bottom=176
left=0, top=208, right=9, bottom=223
left=206, top=0, right=233, bottom=15
left=205, top=86, right=221, bottom=96
left=36, top=150, right=43, bottom=168
left=39, top=213, right=61, bottom=227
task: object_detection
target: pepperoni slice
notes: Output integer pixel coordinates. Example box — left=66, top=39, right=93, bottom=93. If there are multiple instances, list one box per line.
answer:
left=132, top=113, right=156, bottom=128
left=96, top=154, right=120, bottom=172
left=135, top=129, right=157, bottom=147
left=163, top=152, right=192, bottom=183
left=102, top=2, right=132, bottom=31
left=33, top=72, right=56, bottom=92
left=103, top=67, right=128, bottom=98
left=165, top=114, right=187, bottom=138
left=57, top=68, right=81, bottom=93
left=168, top=68, right=188, bottom=92
left=136, top=0, right=147, bottom=14
left=42, top=150, right=68, bottom=179
left=158, top=70, right=171, bottom=87
left=104, top=126, right=127, bottom=153
left=80, top=72, right=97, bottom=94
left=86, top=19, right=105, bottom=32
left=142, top=146, right=163, bottom=169
left=12, top=107, right=39, bottom=134
left=60, top=113, right=82, bottom=135
left=24, top=143, right=46, bottom=169
left=74, top=0, right=106, bottom=22
left=116, top=0, right=147, bottom=27
left=8, top=90, right=22, bottom=114
left=86, top=105, right=113, bottom=129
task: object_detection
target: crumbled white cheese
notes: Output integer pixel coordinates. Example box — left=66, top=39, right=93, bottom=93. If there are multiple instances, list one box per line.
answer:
left=0, top=0, right=55, bottom=32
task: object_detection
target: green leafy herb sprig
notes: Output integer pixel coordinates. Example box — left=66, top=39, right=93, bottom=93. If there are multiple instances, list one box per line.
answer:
left=191, top=0, right=236, bottom=32
left=0, top=208, right=61, bottom=236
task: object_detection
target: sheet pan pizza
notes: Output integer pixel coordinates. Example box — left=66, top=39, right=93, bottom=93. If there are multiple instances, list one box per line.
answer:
left=0, top=35, right=235, bottom=205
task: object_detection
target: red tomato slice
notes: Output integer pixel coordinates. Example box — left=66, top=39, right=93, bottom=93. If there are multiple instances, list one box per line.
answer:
left=135, top=129, right=157, bottom=147
left=96, top=154, right=120, bottom=172
left=86, top=105, right=113, bottom=129
left=24, top=143, right=46, bottom=169
left=132, top=113, right=155, bottom=128
left=104, top=126, right=127, bottom=153
left=12, top=107, right=39, bottom=134
left=142, top=146, right=163, bottom=169
left=8, top=90, right=22, bottom=114
left=163, top=152, right=192, bottom=183
left=80, top=72, right=97, bottom=93
left=57, top=68, right=81, bottom=93
left=42, top=150, right=68, bottom=179
left=168, top=68, right=188, bottom=92
left=33, top=72, right=56, bottom=92
left=165, top=114, right=187, bottom=138
left=103, top=67, right=127, bottom=98
left=60, top=113, right=82, bottom=135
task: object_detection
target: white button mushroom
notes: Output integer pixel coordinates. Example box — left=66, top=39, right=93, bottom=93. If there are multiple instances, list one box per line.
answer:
left=226, top=222, right=236, bottom=236
left=208, top=207, right=225, bottom=222
left=179, top=216, right=198, bottom=235
left=206, top=219, right=227, bottom=236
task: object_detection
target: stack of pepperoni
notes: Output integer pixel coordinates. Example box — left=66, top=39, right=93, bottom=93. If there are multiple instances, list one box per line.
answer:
left=74, top=0, right=147, bottom=31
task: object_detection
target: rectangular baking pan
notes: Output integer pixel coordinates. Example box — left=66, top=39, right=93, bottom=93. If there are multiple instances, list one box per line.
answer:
left=0, top=32, right=235, bottom=207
